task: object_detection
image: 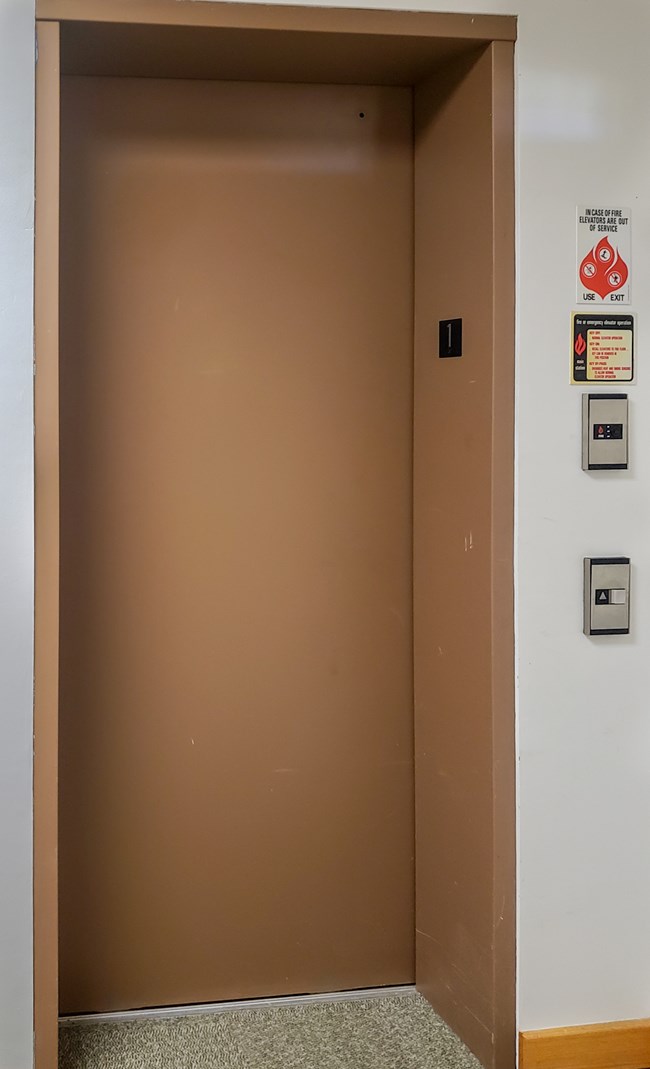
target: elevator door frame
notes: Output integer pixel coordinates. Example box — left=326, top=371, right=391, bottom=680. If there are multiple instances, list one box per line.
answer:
left=33, top=5, right=516, bottom=1069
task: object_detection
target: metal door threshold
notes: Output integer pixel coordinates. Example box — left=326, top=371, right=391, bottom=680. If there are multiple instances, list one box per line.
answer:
left=60, top=984, right=417, bottom=1026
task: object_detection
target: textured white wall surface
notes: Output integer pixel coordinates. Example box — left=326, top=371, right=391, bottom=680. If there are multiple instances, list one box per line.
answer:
left=2, top=1, right=650, bottom=1064
left=0, top=0, right=36, bottom=1067
left=510, top=0, right=650, bottom=1030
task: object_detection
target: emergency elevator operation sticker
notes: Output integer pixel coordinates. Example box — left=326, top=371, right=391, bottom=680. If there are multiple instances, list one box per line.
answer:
left=577, top=207, right=631, bottom=304
left=572, top=314, right=634, bottom=384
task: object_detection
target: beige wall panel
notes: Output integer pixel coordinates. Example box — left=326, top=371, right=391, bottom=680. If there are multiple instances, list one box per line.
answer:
left=58, top=76, right=415, bottom=1013
left=414, top=44, right=515, bottom=1069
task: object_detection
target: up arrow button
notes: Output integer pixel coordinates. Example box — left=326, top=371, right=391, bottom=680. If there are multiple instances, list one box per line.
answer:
left=595, top=589, right=610, bottom=604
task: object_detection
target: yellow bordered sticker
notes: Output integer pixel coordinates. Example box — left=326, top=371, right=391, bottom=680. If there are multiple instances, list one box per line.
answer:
left=571, top=313, right=634, bottom=384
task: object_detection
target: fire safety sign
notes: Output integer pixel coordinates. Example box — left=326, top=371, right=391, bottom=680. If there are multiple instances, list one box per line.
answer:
left=572, top=314, right=634, bottom=383
left=577, top=207, right=631, bottom=304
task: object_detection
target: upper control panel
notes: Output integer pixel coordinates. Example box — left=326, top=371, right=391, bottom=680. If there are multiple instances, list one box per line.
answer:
left=582, top=393, right=628, bottom=470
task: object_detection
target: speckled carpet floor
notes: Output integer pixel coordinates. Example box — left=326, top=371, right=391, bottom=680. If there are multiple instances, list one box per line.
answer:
left=59, top=991, right=481, bottom=1069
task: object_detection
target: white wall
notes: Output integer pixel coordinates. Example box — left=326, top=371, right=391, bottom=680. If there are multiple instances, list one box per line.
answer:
left=513, top=0, right=650, bottom=1028
left=1, top=0, right=650, bottom=1063
left=0, top=0, right=35, bottom=1067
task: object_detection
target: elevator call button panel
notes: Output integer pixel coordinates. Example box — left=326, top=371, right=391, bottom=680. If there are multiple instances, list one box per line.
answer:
left=584, top=557, right=630, bottom=636
left=582, top=393, right=628, bottom=470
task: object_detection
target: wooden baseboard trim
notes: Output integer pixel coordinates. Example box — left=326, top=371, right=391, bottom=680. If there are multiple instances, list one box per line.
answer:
left=519, top=1019, right=650, bottom=1069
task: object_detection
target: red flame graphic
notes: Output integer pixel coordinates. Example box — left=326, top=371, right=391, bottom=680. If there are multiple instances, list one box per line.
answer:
left=579, top=236, right=628, bottom=298
left=575, top=333, right=587, bottom=356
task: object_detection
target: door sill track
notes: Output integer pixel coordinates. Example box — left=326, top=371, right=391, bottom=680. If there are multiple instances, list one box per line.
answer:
left=59, top=984, right=417, bottom=1026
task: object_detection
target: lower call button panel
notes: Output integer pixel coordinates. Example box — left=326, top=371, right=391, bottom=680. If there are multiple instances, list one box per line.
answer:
left=584, top=557, right=630, bottom=636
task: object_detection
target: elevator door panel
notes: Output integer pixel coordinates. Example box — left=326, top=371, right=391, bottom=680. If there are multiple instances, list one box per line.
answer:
left=59, top=76, right=414, bottom=1013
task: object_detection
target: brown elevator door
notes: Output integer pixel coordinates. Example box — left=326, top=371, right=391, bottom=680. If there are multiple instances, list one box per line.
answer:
left=58, top=76, right=414, bottom=1014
